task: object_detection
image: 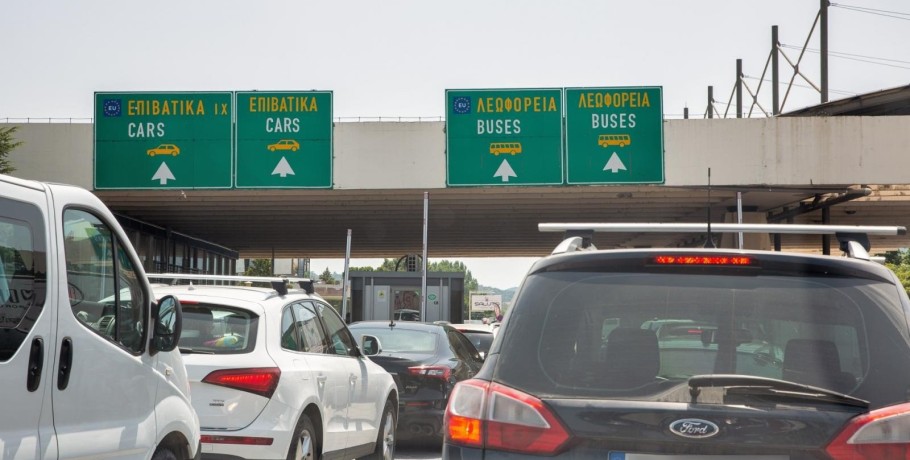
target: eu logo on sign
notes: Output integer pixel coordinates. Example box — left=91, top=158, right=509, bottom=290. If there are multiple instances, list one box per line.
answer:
left=452, top=97, right=471, bottom=114
left=103, top=99, right=122, bottom=117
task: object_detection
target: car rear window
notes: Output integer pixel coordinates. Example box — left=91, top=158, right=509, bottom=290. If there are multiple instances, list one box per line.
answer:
left=179, top=304, right=258, bottom=354
left=351, top=327, right=438, bottom=354
left=459, top=331, right=494, bottom=354
left=497, top=270, right=910, bottom=403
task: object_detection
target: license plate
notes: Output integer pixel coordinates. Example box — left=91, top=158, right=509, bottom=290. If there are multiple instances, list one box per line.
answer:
left=608, top=454, right=788, bottom=460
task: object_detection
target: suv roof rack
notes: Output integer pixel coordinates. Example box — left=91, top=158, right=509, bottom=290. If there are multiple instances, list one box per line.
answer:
left=539, top=223, right=907, bottom=261
left=146, top=273, right=315, bottom=296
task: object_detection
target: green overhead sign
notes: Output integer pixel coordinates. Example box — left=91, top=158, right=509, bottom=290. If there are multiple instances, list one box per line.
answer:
left=565, top=86, right=664, bottom=184
left=445, top=89, right=564, bottom=186
left=235, top=91, right=333, bottom=188
left=94, top=92, right=233, bottom=189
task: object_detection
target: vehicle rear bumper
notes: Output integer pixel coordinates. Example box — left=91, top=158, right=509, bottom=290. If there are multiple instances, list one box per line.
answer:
left=398, top=407, right=445, bottom=440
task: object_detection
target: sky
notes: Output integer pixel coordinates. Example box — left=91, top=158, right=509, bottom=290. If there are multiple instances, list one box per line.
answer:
left=3, top=0, right=909, bottom=288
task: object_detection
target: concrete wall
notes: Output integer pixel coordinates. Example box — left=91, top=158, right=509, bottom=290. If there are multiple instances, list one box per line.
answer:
left=5, top=116, right=910, bottom=189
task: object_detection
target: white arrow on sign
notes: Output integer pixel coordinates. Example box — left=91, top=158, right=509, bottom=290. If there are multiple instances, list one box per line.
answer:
left=151, top=162, right=176, bottom=185
left=603, top=153, right=627, bottom=173
left=272, top=157, right=296, bottom=178
left=493, top=159, right=517, bottom=182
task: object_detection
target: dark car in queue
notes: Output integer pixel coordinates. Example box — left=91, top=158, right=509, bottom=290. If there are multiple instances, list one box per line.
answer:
left=350, top=321, right=484, bottom=443
left=443, top=223, right=910, bottom=460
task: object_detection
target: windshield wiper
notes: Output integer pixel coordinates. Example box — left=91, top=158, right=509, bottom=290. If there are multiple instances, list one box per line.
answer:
left=178, top=347, right=214, bottom=354
left=687, top=374, right=869, bottom=409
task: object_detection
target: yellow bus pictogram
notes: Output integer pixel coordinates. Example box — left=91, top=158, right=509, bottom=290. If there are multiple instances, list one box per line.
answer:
left=597, top=134, right=631, bottom=148
left=489, top=142, right=522, bottom=156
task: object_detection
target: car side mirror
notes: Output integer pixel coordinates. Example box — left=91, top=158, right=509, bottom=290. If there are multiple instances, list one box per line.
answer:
left=151, top=295, right=182, bottom=355
left=360, top=334, right=382, bottom=356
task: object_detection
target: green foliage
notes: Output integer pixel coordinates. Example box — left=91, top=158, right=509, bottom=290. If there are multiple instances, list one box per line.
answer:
left=0, top=126, right=24, bottom=174
left=884, top=249, right=910, bottom=293
left=244, top=259, right=272, bottom=276
left=319, top=267, right=335, bottom=284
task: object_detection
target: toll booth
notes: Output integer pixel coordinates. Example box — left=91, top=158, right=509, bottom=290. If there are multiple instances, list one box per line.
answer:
left=348, top=271, right=465, bottom=323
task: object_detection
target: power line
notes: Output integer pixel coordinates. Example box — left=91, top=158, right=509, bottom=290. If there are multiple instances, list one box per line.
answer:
left=830, top=3, right=910, bottom=21
left=780, top=44, right=910, bottom=71
left=780, top=44, right=910, bottom=67
left=742, top=75, right=856, bottom=96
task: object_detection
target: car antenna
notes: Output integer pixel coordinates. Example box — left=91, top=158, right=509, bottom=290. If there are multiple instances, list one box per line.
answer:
left=704, top=167, right=716, bottom=248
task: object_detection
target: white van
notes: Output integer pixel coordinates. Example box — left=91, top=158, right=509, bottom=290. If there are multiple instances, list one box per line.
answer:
left=0, top=174, right=199, bottom=460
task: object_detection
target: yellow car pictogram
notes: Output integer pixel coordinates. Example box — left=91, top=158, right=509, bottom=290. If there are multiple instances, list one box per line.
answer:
left=147, top=144, right=180, bottom=157
left=267, top=140, right=300, bottom=152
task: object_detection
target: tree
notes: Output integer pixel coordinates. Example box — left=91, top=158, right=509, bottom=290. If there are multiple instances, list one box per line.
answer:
left=884, top=249, right=910, bottom=293
left=0, top=126, right=23, bottom=174
left=244, top=259, right=272, bottom=276
left=319, top=267, right=336, bottom=284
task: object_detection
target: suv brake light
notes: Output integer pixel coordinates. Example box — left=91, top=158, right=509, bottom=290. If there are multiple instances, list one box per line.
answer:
left=445, top=379, right=570, bottom=455
left=653, top=255, right=755, bottom=266
left=202, top=367, right=280, bottom=399
left=825, top=402, right=910, bottom=459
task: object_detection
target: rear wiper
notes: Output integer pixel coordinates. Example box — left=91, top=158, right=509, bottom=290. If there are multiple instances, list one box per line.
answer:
left=688, top=374, right=869, bottom=409
left=179, top=347, right=215, bottom=354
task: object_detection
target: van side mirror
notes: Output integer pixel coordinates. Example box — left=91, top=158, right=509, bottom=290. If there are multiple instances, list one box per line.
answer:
left=151, top=295, right=182, bottom=355
left=360, top=335, right=382, bottom=356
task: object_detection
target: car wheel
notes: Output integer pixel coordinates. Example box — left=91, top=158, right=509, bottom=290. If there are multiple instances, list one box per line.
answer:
left=270, top=147, right=276, bottom=152
left=151, top=445, right=179, bottom=460
left=363, top=399, right=396, bottom=460
left=287, top=413, right=319, bottom=460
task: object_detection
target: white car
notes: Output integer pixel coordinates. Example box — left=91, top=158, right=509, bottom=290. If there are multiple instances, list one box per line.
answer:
left=149, top=274, right=398, bottom=460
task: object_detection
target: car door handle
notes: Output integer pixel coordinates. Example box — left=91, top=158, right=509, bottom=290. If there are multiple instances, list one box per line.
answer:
left=349, top=375, right=358, bottom=385
left=27, top=337, right=44, bottom=392
left=57, top=337, right=73, bottom=391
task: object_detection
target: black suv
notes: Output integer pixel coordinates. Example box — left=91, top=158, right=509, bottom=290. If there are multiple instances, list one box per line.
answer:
left=443, top=223, right=910, bottom=459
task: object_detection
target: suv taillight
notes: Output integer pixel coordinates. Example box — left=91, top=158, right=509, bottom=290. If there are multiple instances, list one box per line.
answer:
left=445, top=379, right=570, bottom=455
left=202, top=367, right=280, bottom=399
left=826, top=402, right=910, bottom=459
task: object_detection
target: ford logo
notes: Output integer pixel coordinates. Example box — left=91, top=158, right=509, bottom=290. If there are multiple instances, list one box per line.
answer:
left=669, top=419, right=720, bottom=439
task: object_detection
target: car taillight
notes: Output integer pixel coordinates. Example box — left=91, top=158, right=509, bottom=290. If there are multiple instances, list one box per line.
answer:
left=825, top=402, right=910, bottom=459
left=445, top=379, right=570, bottom=455
left=202, top=367, right=280, bottom=399
left=408, top=365, right=452, bottom=380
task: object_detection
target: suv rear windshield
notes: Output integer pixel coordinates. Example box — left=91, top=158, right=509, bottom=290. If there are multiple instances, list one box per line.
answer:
left=179, top=304, right=258, bottom=354
left=497, top=270, right=910, bottom=406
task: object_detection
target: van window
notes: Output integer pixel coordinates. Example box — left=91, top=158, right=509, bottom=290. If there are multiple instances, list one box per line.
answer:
left=64, top=209, right=146, bottom=353
left=0, top=197, right=47, bottom=362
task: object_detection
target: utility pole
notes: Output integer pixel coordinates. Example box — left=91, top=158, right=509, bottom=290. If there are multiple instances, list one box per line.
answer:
left=707, top=86, right=714, bottom=119
left=736, top=59, right=743, bottom=118
left=821, top=0, right=829, bottom=103
left=772, top=25, right=780, bottom=115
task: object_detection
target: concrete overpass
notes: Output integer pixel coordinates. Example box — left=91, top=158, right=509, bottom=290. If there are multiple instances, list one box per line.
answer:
left=5, top=115, right=910, bottom=259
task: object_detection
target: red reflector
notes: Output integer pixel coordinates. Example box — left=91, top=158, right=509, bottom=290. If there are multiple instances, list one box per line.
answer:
left=202, top=367, right=280, bottom=399
left=406, top=401, right=433, bottom=407
left=653, top=255, right=754, bottom=266
left=201, top=435, right=273, bottom=445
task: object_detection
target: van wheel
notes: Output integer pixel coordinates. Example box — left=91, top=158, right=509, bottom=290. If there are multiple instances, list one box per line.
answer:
left=287, top=413, right=319, bottom=460
left=151, top=445, right=179, bottom=460
left=363, top=399, right=396, bottom=460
